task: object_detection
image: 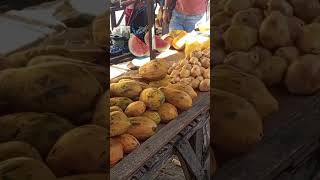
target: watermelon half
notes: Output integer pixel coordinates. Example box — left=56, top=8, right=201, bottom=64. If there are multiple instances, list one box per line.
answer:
left=128, top=34, right=150, bottom=57
left=144, top=32, right=170, bottom=52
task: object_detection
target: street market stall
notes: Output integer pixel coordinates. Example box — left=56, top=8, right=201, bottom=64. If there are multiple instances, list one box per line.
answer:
left=109, top=0, right=211, bottom=179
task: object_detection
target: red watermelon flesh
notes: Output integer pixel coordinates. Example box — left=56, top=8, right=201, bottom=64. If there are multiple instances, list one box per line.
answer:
left=144, top=32, right=170, bottom=52
left=128, top=34, right=150, bottom=57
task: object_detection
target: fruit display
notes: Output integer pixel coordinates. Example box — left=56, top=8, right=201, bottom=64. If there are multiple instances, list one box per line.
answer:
left=212, top=0, right=320, bottom=92
left=167, top=48, right=210, bottom=91
left=0, top=12, right=108, bottom=179
left=92, top=12, right=107, bottom=47
left=211, top=0, right=320, bottom=175
left=109, top=43, right=211, bottom=166
left=163, top=30, right=210, bottom=53
left=128, top=34, right=150, bottom=57
left=0, top=157, right=57, bottom=180
left=144, top=32, right=170, bottom=52
left=46, top=125, right=107, bottom=177
left=128, top=33, right=170, bottom=57
left=0, top=141, right=42, bottom=162
left=212, top=89, right=263, bottom=154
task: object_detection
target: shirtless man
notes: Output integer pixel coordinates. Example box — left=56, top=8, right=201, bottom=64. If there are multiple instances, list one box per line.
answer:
left=162, top=0, right=208, bottom=32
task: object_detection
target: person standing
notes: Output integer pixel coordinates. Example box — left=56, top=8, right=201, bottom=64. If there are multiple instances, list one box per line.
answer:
left=120, top=0, right=145, bottom=25
left=162, top=0, right=208, bottom=32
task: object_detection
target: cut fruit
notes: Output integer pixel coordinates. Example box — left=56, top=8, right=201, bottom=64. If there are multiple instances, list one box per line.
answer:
left=172, top=31, right=189, bottom=50
left=144, top=32, right=170, bottom=52
left=128, top=34, right=150, bottom=57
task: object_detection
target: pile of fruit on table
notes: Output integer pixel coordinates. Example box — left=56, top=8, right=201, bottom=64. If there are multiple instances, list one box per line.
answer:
left=0, top=13, right=108, bottom=180
left=211, top=0, right=320, bottom=175
left=128, top=28, right=210, bottom=58
left=110, top=42, right=211, bottom=167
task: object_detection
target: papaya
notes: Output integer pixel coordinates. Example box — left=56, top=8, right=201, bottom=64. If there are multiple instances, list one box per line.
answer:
left=163, top=30, right=187, bottom=47
left=26, top=55, right=108, bottom=87
left=162, top=34, right=174, bottom=46
left=0, top=141, right=42, bottom=162
left=142, top=111, right=161, bottom=124
left=110, top=138, right=123, bottom=167
left=213, top=65, right=279, bottom=118
left=172, top=31, right=189, bottom=50
left=114, top=134, right=140, bottom=154
left=126, top=117, right=157, bottom=141
left=158, top=103, right=178, bottom=123
left=110, top=81, right=142, bottom=99
left=167, top=83, right=197, bottom=99
left=110, top=106, right=123, bottom=112
left=110, top=111, right=131, bottom=137
left=148, top=75, right=171, bottom=88
left=92, top=12, right=108, bottom=47
left=92, top=91, right=107, bottom=128
left=0, top=157, right=57, bottom=180
left=46, top=125, right=107, bottom=176
left=139, top=88, right=165, bottom=110
left=212, top=89, right=263, bottom=154
left=124, top=101, right=146, bottom=117
left=110, top=97, right=133, bottom=110
left=138, top=60, right=168, bottom=81
left=159, top=87, right=192, bottom=110
left=0, top=112, right=74, bottom=157
left=118, top=79, right=150, bottom=89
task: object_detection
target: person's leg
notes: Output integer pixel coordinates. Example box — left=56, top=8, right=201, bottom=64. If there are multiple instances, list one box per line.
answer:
left=183, top=14, right=204, bottom=32
left=169, top=10, right=185, bottom=32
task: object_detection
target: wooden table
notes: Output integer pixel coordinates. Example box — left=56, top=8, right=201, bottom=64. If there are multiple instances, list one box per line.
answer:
left=110, top=47, right=208, bottom=180
left=212, top=87, right=320, bottom=180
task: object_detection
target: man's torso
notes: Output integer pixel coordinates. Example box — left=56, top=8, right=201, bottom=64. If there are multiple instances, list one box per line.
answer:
left=175, top=0, right=207, bottom=16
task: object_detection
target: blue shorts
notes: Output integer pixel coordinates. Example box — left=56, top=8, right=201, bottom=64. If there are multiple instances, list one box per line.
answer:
left=169, top=10, right=204, bottom=32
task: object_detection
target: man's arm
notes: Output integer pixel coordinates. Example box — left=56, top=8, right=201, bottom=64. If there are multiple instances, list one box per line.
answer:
left=164, top=0, right=174, bottom=10
left=120, top=0, right=136, bottom=7
left=162, top=0, right=175, bottom=24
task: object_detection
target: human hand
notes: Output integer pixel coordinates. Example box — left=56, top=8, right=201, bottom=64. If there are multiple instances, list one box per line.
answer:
left=162, top=10, right=171, bottom=24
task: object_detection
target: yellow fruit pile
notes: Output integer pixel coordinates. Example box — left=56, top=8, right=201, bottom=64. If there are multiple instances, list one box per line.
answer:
left=212, top=0, right=320, bottom=94
left=109, top=60, right=196, bottom=166
left=168, top=49, right=210, bottom=92
left=162, top=30, right=210, bottom=57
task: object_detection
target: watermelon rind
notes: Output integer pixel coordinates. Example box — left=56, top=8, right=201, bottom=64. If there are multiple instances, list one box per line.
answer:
left=144, top=32, right=170, bottom=52
left=128, top=34, right=150, bottom=57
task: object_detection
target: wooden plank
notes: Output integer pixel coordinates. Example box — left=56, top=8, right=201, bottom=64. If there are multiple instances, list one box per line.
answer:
left=136, top=144, right=175, bottom=180
left=175, top=112, right=209, bottom=180
left=110, top=53, right=134, bottom=65
left=176, top=139, right=205, bottom=179
left=176, top=149, right=194, bottom=180
left=212, top=91, right=320, bottom=180
left=110, top=93, right=209, bottom=180
left=133, top=110, right=209, bottom=179
left=146, top=0, right=156, bottom=59
left=110, top=8, right=117, bottom=29
left=190, top=124, right=204, bottom=164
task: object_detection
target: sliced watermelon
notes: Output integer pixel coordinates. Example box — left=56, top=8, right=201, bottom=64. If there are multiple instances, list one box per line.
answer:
left=144, top=32, right=170, bottom=52
left=128, top=34, right=150, bottom=57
